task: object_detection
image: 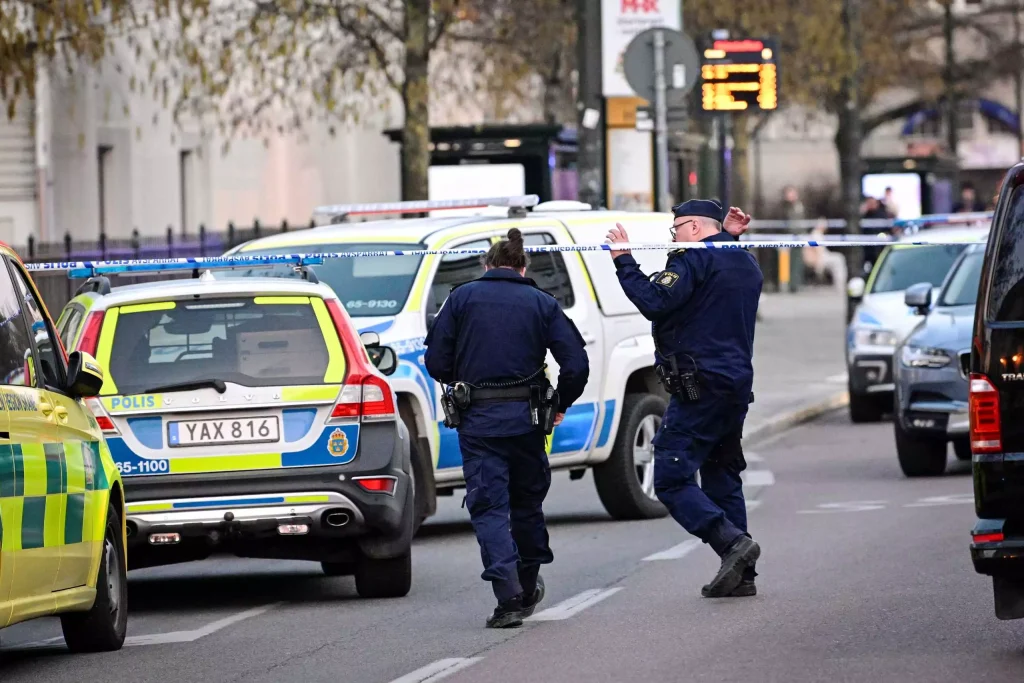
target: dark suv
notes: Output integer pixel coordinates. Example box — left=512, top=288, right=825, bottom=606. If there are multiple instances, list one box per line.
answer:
left=969, top=162, right=1024, bottom=619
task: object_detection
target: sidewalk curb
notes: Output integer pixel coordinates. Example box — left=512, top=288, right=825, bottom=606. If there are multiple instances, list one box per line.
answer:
left=744, top=391, right=850, bottom=447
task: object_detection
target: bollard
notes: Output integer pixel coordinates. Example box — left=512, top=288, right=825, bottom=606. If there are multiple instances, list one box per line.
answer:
left=281, top=219, right=289, bottom=233
left=227, top=221, right=236, bottom=249
left=132, top=228, right=140, bottom=259
left=64, top=232, right=72, bottom=258
left=167, top=225, right=174, bottom=258
left=309, top=218, right=316, bottom=229
left=27, top=235, right=34, bottom=260
left=199, top=224, right=207, bottom=257
left=99, top=232, right=107, bottom=260
left=253, top=218, right=261, bottom=238
left=778, top=248, right=791, bottom=292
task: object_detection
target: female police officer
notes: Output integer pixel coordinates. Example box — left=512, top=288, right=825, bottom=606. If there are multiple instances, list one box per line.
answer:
left=424, top=228, right=590, bottom=628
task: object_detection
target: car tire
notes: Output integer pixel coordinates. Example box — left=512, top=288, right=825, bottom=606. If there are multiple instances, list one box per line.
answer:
left=849, top=389, right=884, bottom=423
left=593, top=393, right=669, bottom=521
left=409, top=443, right=427, bottom=535
left=895, top=419, right=947, bottom=477
left=354, top=550, right=412, bottom=599
left=60, top=501, right=128, bottom=653
left=953, top=438, right=972, bottom=461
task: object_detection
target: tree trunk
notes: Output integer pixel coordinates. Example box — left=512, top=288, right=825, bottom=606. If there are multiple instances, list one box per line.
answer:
left=835, top=102, right=863, bottom=321
left=402, top=0, right=431, bottom=201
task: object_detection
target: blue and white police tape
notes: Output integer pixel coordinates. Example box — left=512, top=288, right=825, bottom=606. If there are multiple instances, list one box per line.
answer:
left=23, top=238, right=989, bottom=278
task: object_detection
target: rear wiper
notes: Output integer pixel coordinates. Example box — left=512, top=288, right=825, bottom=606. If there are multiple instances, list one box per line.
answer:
left=143, top=379, right=227, bottom=395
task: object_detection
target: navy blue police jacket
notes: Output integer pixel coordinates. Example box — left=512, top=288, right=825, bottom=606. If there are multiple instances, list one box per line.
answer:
left=423, top=268, right=591, bottom=438
left=613, top=231, right=763, bottom=401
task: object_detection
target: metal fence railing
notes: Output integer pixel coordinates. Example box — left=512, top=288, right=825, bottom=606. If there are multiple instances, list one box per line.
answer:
left=21, top=220, right=306, bottom=314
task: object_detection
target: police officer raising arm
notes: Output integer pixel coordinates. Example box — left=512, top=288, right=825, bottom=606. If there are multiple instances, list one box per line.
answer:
left=423, top=228, right=590, bottom=628
left=607, top=200, right=764, bottom=598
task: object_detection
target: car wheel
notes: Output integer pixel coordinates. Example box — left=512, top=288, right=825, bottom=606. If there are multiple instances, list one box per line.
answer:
left=953, top=438, right=972, bottom=461
left=354, top=550, right=412, bottom=598
left=895, top=419, right=947, bottom=477
left=593, top=393, right=670, bottom=520
left=60, top=501, right=129, bottom=653
left=849, top=388, right=885, bottom=423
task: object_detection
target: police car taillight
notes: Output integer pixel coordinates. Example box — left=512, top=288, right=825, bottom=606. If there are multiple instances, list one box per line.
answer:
left=77, top=311, right=106, bottom=356
left=329, top=375, right=396, bottom=422
left=85, top=397, right=119, bottom=434
left=969, top=374, right=1001, bottom=454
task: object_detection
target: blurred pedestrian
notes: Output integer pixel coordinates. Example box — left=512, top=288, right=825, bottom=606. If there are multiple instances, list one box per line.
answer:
left=953, top=182, right=986, bottom=213
left=782, top=186, right=806, bottom=232
left=882, top=187, right=899, bottom=218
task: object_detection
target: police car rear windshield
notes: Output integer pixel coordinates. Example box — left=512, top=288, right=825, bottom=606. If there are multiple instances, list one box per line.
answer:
left=869, top=244, right=968, bottom=294
left=222, top=243, right=425, bottom=317
left=106, top=297, right=332, bottom=394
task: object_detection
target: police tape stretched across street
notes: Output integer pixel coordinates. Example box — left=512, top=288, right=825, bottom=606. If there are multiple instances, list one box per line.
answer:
left=606, top=199, right=763, bottom=598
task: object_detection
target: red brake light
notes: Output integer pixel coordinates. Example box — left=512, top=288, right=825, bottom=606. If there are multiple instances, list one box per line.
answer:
left=96, top=415, right=116, bottom=431
left=322, top=298, right=396, bottom=423
left=85, top=397, right=119, bottom=434
left=969, top=373, right=1002, bottom=454
left=973, top=532, right=1005, bottom=544
left=77, top=311, right=106, bottom=356
left=354, top=476, right=397, bottom=495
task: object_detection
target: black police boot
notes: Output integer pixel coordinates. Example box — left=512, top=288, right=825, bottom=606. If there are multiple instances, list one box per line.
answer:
left=486, top=595, right=525, bottom=629
left=702, top=565, right=757, bottom=598
left=702, top=535, right=760, bottom=598
left=519, top=575, right=546, bottom=618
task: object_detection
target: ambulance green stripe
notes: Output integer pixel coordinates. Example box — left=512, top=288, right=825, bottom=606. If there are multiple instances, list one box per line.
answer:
left=0, top=444, right=14, bottom=498
left=21, top=496, right=45, bottom=549
left=64, top=494, right=85, bottom=545
left=44, top=443, right=66, bottom=495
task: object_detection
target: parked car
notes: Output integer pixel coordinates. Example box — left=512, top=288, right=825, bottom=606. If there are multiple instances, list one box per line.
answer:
left=845, top=224, right=988, bottom=423
left=969, top=161, right=1024, bottom=619
left=892, top=244, right=983, bottom=476
left=0, top=243, right=127, bottom=652
left=57, top=266, right=415, bottom=598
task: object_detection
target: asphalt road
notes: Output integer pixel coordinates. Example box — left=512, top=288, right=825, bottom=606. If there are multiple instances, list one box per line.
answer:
left=3, top=411, right=1021, bottom=682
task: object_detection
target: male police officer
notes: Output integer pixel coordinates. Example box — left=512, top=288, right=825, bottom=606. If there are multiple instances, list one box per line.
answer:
left=606, top=200, right=763, bottom=598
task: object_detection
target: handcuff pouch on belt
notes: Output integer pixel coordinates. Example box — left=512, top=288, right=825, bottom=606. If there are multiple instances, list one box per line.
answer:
left=441, top=366, right=559, bottom=435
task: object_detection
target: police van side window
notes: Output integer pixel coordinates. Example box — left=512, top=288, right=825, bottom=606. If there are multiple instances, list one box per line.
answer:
left=0, top=263, right=37, bottom=387
left=987, top=185, right=1024, bottom=321
left=427, top=239, right=491, bottom=317
left=523, top=233, right=575, bottom=309
left=10, top=266, right=65, bottom=389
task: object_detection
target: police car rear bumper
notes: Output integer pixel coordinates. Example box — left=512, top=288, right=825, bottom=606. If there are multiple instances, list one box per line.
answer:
left=122, top=465, right=412, bottom=565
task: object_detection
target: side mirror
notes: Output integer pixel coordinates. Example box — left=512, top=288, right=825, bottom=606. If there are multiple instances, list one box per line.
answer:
left=905, top=282, right=933, bottom=314
left=359, top=331, right=381, bottom=347
left=368, top=345, right=398, bottom=376
left=847, top=276, right=866, bottom=299
left=66, top=351, right=104, bottom=398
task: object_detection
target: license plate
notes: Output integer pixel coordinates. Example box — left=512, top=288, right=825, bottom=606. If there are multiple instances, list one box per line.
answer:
left=167, top=416, right=280, bottom=447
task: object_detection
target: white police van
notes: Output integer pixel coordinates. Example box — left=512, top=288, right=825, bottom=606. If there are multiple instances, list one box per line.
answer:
left=226, top=197, right=685, bottom=522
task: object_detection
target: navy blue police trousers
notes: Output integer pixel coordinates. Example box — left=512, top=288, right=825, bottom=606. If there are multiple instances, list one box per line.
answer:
left=459, top=430, right=554, bottom=602
left=653, top=394, right=751, bottom=558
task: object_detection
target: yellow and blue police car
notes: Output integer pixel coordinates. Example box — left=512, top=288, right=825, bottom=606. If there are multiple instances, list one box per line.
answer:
left=58, top=264, right=414, bottom=599
left=0, top=244, right=126, bottom=653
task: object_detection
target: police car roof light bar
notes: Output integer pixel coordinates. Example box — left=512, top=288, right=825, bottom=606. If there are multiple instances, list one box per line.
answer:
left=312, top=195, right=541, bottom=221
left=39, top=254, right=326, bottom=279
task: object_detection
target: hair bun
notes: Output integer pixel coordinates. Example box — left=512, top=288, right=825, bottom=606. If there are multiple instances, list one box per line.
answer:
left=507, top=228, right=523, bottom=242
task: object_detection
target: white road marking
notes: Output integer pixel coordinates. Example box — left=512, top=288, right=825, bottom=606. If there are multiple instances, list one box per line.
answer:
left=826, top=372, right=849, bottom=384
left=742, top=470, right=776, bottom=487
left=388, top=658, right=483, bottom=683
left=9, top=604, right=281, bottom=651
left=797, top=500, right=887, bottom=514
left=125, top=603, right=281, bottom=646
left=527, top=588, right=623, bottom=621
left=746, top=499, right=762, bottom=511
left=745, top=451, right=764, bottom=463
left=904, top=493, right=974, bottom=508
left=643, top=539, right=700, bottom=561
